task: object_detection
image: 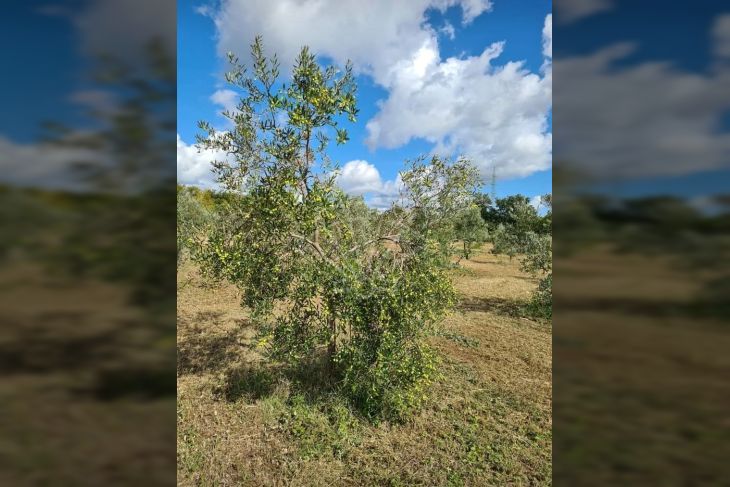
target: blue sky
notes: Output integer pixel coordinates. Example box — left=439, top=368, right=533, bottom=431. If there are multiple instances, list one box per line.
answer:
left=0, top=1, right=87, bottom=143
left=177, top=0, right=553, bottom=207
left=0, top=0, right=176, bottom=190
left=554, top=0, right=730, bottom=201
left=3, top=0, right=726, bottom=204
left=1, top=0, right=175, bottom=144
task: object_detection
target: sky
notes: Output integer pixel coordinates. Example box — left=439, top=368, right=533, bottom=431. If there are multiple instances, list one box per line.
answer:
left=0, top=1, right=88, bottom=144
left=177, top=0, right=553, bottom=208
left=553, top=0, right=730, bottom=202
left=0, top=0, right=176, bottom=190
left=5, top=0, right=724, bottom=205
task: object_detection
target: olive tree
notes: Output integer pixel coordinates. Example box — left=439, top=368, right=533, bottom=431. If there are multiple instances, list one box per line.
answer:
left=489, top=193, right=552, bottom=318
left=453, top=204, right=488, bottom=260
left=192, top=38, right=478, bottom=420
left=177, top=185, right=212, bottom=266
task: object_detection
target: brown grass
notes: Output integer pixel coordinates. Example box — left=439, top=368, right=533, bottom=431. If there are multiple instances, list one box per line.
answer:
left=0, top=261, right=175, bottom=486
left=553, top=246, right=730, bottom=485
left=177, top=245, right=552, bottom=486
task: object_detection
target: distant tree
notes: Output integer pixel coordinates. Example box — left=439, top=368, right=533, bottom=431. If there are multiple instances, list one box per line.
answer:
left=537, top=193, right=552, bottom=234
left=474, top=193, right=492, bottom=222
left=453, top=204, right=488, bottom=260
left=484, top=194, right=538, bottom=227
left=485, top=193, right=552, bottom=318
left=177, top=185, right=212, bottom=266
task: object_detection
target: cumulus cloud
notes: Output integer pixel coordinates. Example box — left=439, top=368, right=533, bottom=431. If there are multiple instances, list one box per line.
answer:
left=367, top=175, right=406, bottom=210
left=177, top=134, right=225, bottom=189
left=0, top=136, right=96, bottom=190
left=199, top=1, right=552, bottom=183
left=553, top=32, right=730, bottom=180
left=365, top=38, right=552, bottom=179
left=335, top=160, right=404, bottom=209
left=210, top=89, right=239, bottom=115
left=554, top=0, right=613, bottom=25
left=205, top=0, right=492, bottom=84
left=335, top=160, right=383, bottom=195
left=543, top=14, right=552, bottom=59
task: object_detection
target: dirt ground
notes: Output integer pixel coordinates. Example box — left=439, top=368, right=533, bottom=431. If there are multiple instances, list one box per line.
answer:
left=0, top=262, right=176, bottom=486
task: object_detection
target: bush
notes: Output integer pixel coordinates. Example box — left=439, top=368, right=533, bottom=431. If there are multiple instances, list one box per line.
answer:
left=528, top=273, right=552, bottom=320
left=334, top=255, right=453, bottom=420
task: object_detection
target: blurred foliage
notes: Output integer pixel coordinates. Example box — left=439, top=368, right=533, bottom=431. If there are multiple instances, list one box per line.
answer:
left=177, top=184, right=214, bottom=266
left=453, top=204, right=489, bottom=260
left=556, top=191, right=730, bottom=317
left=1, top=39, right=176, bottom=386
left=37, top=39, right=176, bottom=312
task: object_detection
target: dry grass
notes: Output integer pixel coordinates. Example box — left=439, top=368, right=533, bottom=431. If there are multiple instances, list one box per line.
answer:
left=553, top=246, right=730, bottom=485
left=177, top=245, right=552, bottom=486
left=0, top=261, right=176, bottom=486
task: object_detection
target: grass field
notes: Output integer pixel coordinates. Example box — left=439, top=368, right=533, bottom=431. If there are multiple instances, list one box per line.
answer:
left=177, top=245, right=552, bottom=486
left=0, top=261, right=176, bottom=486
left=553, top=247, right=730, bottom=485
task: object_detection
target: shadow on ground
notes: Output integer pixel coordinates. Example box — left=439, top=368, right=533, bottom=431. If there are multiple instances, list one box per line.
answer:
left=217, top=351, right=341, bottom=406
left=457, top=296, right=528, bottom=317
left=177, top=311, right=251, bottom=376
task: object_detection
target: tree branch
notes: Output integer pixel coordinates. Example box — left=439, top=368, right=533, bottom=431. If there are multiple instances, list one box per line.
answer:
left=289, top=232, right=335, bottom=265
left=347, top=234, right=402, bottom=254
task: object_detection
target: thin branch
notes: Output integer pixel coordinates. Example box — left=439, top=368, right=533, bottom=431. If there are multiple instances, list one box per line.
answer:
left=289, top=232, right=335, bottom=265
left=347, top=234, right=402, bottom=254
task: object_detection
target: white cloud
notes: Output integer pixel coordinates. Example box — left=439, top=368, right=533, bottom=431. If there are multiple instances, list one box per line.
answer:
left=200, top=1, right=552, bottom=183
left=529, top=195, right=542, bottom=209
left=210, top=89, right=239, bottom=115
left=367, top=175, right=406, bottom=210
left=365, top=37, right=552, bottom=180
left=543, top=14, right=552, bottom=59
left=0, top=136, right=96, bottom=190
left=177, top=134, right=225, bottom=189
left=440, top=21, right=456, bottom=40
left=335, top=160, right=404, bottom=209
left=335, top=160, right=383, bottom=195
left=206, top=0, right=493, bottom=86
left=554, top=0, right=613, bottom=25
left=456, top=0, right=493, bottom=25
left=553, top=34, right=730, bottom=180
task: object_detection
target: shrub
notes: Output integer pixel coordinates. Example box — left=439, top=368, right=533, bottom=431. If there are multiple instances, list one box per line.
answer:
left=176, top=185, right=211, bottom=265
